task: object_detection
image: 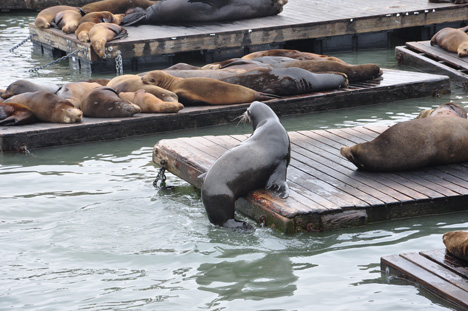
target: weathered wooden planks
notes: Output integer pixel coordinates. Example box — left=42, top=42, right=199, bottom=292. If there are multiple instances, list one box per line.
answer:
left=381, top=249, right=468, bottom=309
left=153, top=126, right=468, bottom=233
left=0, top=69, right=450, bottom=151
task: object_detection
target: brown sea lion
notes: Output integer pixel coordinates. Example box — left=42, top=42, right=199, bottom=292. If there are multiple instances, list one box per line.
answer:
left=0, top=102, right=36, bottom=126
left=51, top=9, right=83, bottom=34
left=416, top=102, right=467, bottom=119
left=202, top=58, right=272, bottom=71
left=56, top=81, right=102, bottom=108
left=161, top=69, right=243, bottom=79
left=5, top=91, right=82, bottom=123
left=119, top=89, right=184, bottom=113
left=242, top=49, right=346, bottom=63
left=34, top=5, right=82, bottom=29
left=277, top=60, right=383, bottom=82
left=86, top=78, right=111, bottom=86
left=75, top=22, right=96, bottom=42
left=431, top=27, right=468, bottom=57
left=78, top=11, right=124, bottom=24
left=107, top=74, right=178, bottom=102
left=81, top=0, right=158, bottom=14
left=163, top=63, right=202, bottom=70
left=443, top=231, right=468, bottom=261
left=340, top=117, right=468, bottom=172
left=81, top=86, right=141, bottom=117
left=89, top=23, right=128, bottom=58
left=141, top=70, right=279, bottom=105
left=2, top=79, right=60, bottom=99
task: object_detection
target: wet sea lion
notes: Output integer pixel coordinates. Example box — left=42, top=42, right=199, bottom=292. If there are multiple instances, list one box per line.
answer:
left=121, top=0, right=288, bottom=25
left=141, top=70, right=278, bottom=105
left=81, top=86, right=141, bottom=117
left=443, top=231, right=468, bottom=261
left=34, top=5, right=83, bottom=29
left=0, top=102, right=36, bottom=126
left=5, top=91, right=82, bottom=123
left=242, top=49, right=346, bottom=63
left=51, top=9, right=83, bottom=34
left=107, top=74, right=178, bottom=102
left=201, top=101, right=290, bottom=230
left=431, top=27, right=468, bottom=57
left=119, top=89, right=184, bottom=113
left=81, top=0, right=158, bottom=14
left=340, top=117, right=468, bottom=172
left=220, top=67, right=348, bottom=96
left=2, top=79, right=60, bottom=99
left=56, top=81, right=102, bottom=108
left=89, top=23, right=128, bottom=58
left=416, top=102, right=467, bottom=119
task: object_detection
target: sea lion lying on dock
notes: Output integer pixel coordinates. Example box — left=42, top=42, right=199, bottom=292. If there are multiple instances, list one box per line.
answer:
left=121, top=0, right=288, bottom=25
left=340, top=117, right=468, bottom=172
left=443, top=231, right=468, bottom=261
left=34, top=5, right=83, bottom=29
left=141, top=70, right=279, bottom=105
left=56, top=81, right=102, bottom=108
left=75, top=11, right=124, bottom=42
left=81, top=0, right=158, bottom=14
left=5, top=91, right=82, bottom=123
left=201, top=101, right=290, bottom=230
left=81, top=86, right=141, bottom=117
left=51, top=9, right=83, bottom=34
left=0, top=102, right=36, bottom=126
left=431, top=27, right=468, bottom=57
left=119, top=89, right=184, bottom=113
left=89, top=23, right=128, bottom=58
left=107, top=74, right=178, bottom=102
left=242, top=49, right=346, bottom=63
left=2, top=79, right=60, bottom=99
left=416, top=102, right=467, bottom=119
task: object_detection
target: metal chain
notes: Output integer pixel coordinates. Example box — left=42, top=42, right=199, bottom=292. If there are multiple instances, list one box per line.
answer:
left=115, top=50, right=123, bottom=75
left=9, top=35, right=31, bottom=53
left=28, top=47, right=87, bottom=73
left=153, top=166, right=167, bottom=189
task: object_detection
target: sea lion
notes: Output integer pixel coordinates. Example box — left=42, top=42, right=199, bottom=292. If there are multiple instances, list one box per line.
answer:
left=202, top=58, right=272, bottom=71
left=277, top=60, right=383, bottom=82
left=51, top=9, right=83, bottom=34
left=201, top=101, right=290, bottom=230
left=0, top=102, right=36, bottom=126
left=121, top=0, right=288, bottom=25
left=5, top=91, right=82, bottom=123
left=141, top=70, right=278, bottom=105
left=78, top=11, right=124, bottom=24
left=431, top=27, right=468, bottom=57
left=56, top=81, right=102, bottom=108
left=443, top=231, right=468, bottom=261
left=89, top=23, right=128, bottom=58
left=220, top=67, right=348, bottom=96
left=340, top=117, right=468, bottom=172
left=163, top=62, right=202, bottom=70
left=75, top=22, right=96, bottom=42
left=242, top=49, right=346, bottom=63
left=107, top=74, right=178, bottom=102
left=34, top=5, right=83, bottom=29
left=81, top=86, right=141, bottom=117
left=81, top=0, right=158, bottom=14
left=2, top=79, right=60, bottom=99
left=161, top=69, right=243, bottom=79
left=416, top=102, right=467, bottom=119
left=119, top=89, right=184, bottom=113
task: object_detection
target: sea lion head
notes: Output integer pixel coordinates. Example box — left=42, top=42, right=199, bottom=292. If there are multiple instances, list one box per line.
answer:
left=458, top=42, right=468, bottom=57
left=141, top=70, right=174, bottom=89
left=52, top=101, right=83, bottom=123
left=340, top=145, right=366, bottom=170
left=242, top=101, right=278, bottom=130
left=34, top=16, right=50, bottom=29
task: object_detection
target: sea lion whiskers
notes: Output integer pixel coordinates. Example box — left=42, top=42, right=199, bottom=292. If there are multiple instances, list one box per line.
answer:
left=233, top=110, right=251, bottom=126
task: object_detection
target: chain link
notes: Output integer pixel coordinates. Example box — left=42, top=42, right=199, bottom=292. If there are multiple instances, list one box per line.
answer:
left=115, top=50, right=123, bottom=75
left=9, top=35, right=31, bottom=53
left=153, top=166, right=167, bottom=189
left=28, top=47, right=87, bottom=73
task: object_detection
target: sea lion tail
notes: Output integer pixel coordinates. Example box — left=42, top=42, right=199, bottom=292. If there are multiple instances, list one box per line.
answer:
left=121, top=9, right=147, bottom=26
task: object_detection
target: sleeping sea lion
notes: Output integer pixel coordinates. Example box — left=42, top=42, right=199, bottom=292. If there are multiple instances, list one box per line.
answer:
left=119, top=89, right=184, bottom=113
left=340, top=117, right=468, bottom=172
left=2, top=79, right=60, bottom=99
left=242, top=49, right=346, bottom=63
left=0, top=102, right=36, bottom=126
left=56, top=81, right=102, bottom=108
left=5, top=91, right=82, bottom=123
left=51, top=9, right=83, bottom=34
left=201, top=101, right=290, bottom=230
left=75, top=22, right=96, bottom=42
left=431, top=27, right=468, bottom=57
left=81, top=0, right=158, bottom=14
left=107, top=74, right=178, bottom=102
left=141, top=70, right=278, bottom=105
left=443, top=231, right=468, bottom=261
left=416, top=102, right=467, bottom=119
left=78, top=11, right=124, bottom=24
left=89, top=23, right=128, bottom=58
left=34, top=5, right=83, bottom=29
left=81, top=86, right=141, bottom=117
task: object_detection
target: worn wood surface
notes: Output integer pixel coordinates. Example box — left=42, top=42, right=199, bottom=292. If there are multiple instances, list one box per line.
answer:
left=0, top=69, right=449, bottom=151
left=3, top=0, right=95, bottom=11
left=153, top=126, right=468, bottom=233
left=381, top=249, right=468, bottom=309
left=396, top=40, right=468, bottom=84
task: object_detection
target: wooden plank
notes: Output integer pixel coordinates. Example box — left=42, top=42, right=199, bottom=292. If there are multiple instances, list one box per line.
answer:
left=421, top=249, right=468, bottom=280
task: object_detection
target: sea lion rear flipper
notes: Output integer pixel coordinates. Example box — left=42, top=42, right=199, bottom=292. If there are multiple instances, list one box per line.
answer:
left=265, top=161, right=289, bottom=198
left=121, top=10, right=147, bottom=26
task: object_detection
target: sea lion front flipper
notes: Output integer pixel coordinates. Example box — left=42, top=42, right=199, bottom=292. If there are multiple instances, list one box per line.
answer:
left=265, top=160, right=289, bottom=198
left=120, top=9, right=147, bottom=26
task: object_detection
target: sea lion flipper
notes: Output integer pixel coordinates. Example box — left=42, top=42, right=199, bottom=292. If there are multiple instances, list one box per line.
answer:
left=121, top=10, right=147, bottom=26
left=265, top=161, right=289, bottom=198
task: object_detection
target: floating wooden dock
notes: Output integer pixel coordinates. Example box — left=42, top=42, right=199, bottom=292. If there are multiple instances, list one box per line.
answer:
left=381, top=249, right=468, bottom=310
left=28, top=0, right=468, bottom=72
left=396, top=40, right=468, bottom=84
left=154, top=126, right=468, bottom=233
left=0, top=69, right=450, bottom=151
left=3, top=0, right=94, bottom=11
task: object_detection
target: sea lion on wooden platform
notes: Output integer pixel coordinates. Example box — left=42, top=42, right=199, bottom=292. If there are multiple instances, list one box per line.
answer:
left=34, top=5, right=83, bottom=29
left=81, top=86, right=141, bottom=117
left=121, top=0, right=288, bottom=25
left=416, top=102, right=467, bottom=119
left=75, top=22, right=96, bottom=42
left=443, top=231, right=468, bottom=261
left=340, top=117, right=468, bottom=172
left=5, top=91, right=82, bottom=123
left=2, top=79, right=60, bottom=99
left=119, top=89, right=184, bottom=113
left=89, top=23, right=128, bottom=58
left=56, top=81, right=102, bottom=108
left=141, top=70, right=278, bottom=105
left=107, top=74, right=178, bottom=102
left=431, top=27, right=468, bottom=57
left=242, top=49, right=346, bottom=63
left=162, top=69, right=242, bottom=79
left=277, top=60, right=383, bottom=82
left=79, top=11, right=124, bottom=24
left=202, top=58, right=272, bottom=71
left=0, top=102, right=36, bottom=126
left=201, top=101, right=290, bottom=230
left=51, top=9, right=83, bottom=34
left=81, top=0, right=158, bottom=14
left=220, top=67, right=348, bottom=96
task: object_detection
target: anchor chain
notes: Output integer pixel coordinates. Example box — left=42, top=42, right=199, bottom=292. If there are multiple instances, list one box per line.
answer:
left=9, top=34, right=31, bottom=53
left=28, top=47, right=87, bottom=73
left=115, top=50, right=123, bottom=76
left=153, top=160, right=169, bottom=189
